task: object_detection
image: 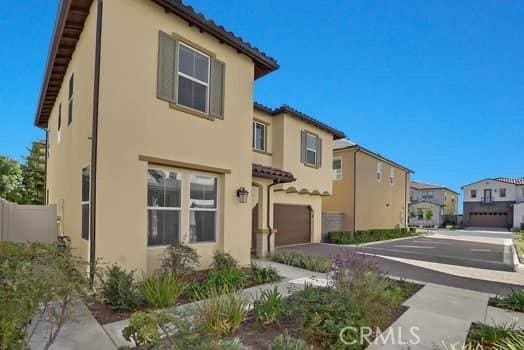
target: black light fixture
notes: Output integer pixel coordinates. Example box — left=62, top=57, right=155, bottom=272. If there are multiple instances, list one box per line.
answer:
left=237, top=187, right=249, bottom=203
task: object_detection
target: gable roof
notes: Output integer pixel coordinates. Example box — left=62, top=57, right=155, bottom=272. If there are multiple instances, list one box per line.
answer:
left=411, top=181, right=459, bottom=195
left=35, top=0, right=279, bottom=128
left=461, top=177, right=524, bottom=189
left=333, top=141, right=414, bottom=173
left=254, top=102, right=346, bottom=139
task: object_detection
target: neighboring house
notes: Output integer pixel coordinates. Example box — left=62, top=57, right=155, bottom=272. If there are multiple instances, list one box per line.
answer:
left=35, top=0, right=344, bottom=274
left=462, top=177, right=524, bottom=229
left=409, top=181, right=459, bottom=227
left=322, top=139, right=412, bottom=233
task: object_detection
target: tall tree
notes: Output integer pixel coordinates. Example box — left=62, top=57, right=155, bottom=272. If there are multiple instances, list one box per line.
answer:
left=21, top=141, right=46, bottom=204
left=0, top=156, right=23, bottom=202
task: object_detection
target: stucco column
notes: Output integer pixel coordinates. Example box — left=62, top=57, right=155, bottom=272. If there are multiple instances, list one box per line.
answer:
left=252, top=180, right=274, bottom=258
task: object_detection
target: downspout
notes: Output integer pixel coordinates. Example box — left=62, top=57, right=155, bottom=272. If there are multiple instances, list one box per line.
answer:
left=404, top=171, right=408, bottom=228
left=266, top=179, right=280, bottom=255
left=89, top=0, right=103, bottom=286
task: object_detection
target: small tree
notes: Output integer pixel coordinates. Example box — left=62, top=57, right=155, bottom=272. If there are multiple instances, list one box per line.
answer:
left=424, top=209, right=433, bottom=221
left=0, top=156, right=23, bottom=202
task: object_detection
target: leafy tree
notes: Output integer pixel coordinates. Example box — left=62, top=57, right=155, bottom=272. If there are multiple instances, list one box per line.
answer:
left=0, top=156, right=23, bottom=203
left=20, top=141, right=46, bottom=204
left=424, top=208, right=433, bottom=221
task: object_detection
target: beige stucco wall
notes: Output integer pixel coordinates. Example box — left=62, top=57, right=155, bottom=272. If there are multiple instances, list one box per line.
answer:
left=45, top=0, right=97, bottom=261
left=252, top=109, right=273, bottom=167
left=443, top=190, right=459, bottom=215
left=409, top=202, right=442, bottom=227
left=92, top=0, right=256, bottom=273
left=323, top=148, right=409, bottom=231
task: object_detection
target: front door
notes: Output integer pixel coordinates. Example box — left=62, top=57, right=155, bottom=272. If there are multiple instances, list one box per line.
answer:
left=484, top=189, right=492, bottom=203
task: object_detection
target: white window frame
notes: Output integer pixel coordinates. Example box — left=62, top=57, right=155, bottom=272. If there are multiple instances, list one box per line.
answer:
left=81, top=166, right=90, bottom=241
left=333, top=157, right=342, bottom=180
left=147, top=168, right=183, bottom=247
left=376, top=162, right=382, bottom=181
left=471, top=189, right=477, bottom=199
left=499, top=188, right=506, bottom=198
left=305, top=132, right=318, bottom=166
left=188, top=174, right=219, bottom=244
left=177, top=42, right=210, bottom=114
left=389, top=167, right=394, bottom=185
left=253, top=121, right=266, bottom=152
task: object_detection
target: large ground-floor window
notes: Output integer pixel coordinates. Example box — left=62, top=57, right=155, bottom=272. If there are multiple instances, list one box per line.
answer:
left=147, top=168, right=218, bottom=246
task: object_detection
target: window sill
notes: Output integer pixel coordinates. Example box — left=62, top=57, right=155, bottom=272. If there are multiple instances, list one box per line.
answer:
left=253, top=149, right=272, bottom=156
left=303, top=162, right=320, bottom=169
left=188, top=241, right=217, bottom=246
left=169, top=102, right=215, bottom=121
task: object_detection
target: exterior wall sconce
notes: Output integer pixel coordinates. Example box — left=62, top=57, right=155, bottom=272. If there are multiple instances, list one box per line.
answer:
left=237, top=187, right=249, bottom=203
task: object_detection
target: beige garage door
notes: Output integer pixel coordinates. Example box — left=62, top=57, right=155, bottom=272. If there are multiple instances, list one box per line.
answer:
left=274, top=204, right=311, bottom=246
left=469, top=212, right=508, bottom=228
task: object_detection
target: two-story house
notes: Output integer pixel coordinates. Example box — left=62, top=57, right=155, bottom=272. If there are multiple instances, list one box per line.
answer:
left=322, top=139, right=412, bottom=233
left=462, top=177, right=524, bottom=229
left=409, top=181, right=459, bottom=227
left=35, top=0, right=344, bottom=275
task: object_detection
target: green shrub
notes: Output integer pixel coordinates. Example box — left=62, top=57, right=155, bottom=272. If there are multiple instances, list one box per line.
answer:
left=211, top=250, right=238, bottom=271
left=197, top=288, right=249, bottom=336
left=202, top=266, right=248, bottom=292
left=161, top=243, right=200, bottom=276
left=326, top=228, right=415, bottom=245
left=140, top=272, right=187, bottom=308
left=285, top=285, right=367, bottom=348
left=271, top=250, right=330, bottom=273
left=270, top=334, right=309, bottom=349
left=249, top=263, right=281, bottom=284
left=101, top=265, right=141, bottom=311
left=494, top=331, right=524, bottom=349
left=122, top=311, right=163, bottom=347
left=492, top=290, right=524, bottom=312
left=253, top=287, right=283, bottom=325
left=467, top=322, right=518, bottom=346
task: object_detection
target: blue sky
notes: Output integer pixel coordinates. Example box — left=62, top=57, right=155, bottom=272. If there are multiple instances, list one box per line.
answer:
left=1, top=0, right=523, bottom=208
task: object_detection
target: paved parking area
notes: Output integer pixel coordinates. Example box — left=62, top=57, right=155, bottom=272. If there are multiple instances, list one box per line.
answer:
left=358, top=236, right=514, bottom=271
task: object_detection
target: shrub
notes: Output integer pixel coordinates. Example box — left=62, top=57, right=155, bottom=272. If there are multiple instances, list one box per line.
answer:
left=140, top=272, right=187, bottom=308
left=284, top=285, right=367, bottom=348
left=122, top=311, right=163, bottom=347
left=211, top=250, right=238, bottom=271
left=270, top=334, right=309, bottom=349
left=197, top=288, right=249, bottom=336
left=271, top=250, right=330, bottom=273
left=467, top=322, right=518, bottom=347
left=253, top=287, right=283, bottom=325
left=494, top=331, right=524, bottom=350
left=249, top=263, right=281, bottom=284
left=101, top=264, right=141, bottom=311
left=161, top=243, right=200, bottom=276
left=326, top=228, right=415, bottom=245
left=202, top=266, right=248, bottom=292
left=491, top=290, right=524, bottom=312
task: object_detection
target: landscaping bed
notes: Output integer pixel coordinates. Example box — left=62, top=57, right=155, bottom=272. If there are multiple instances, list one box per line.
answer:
left=513, top=231, right=524, bottom=263
left=326, top=228, right=417, bottom=245
left=121, top=251, right=422, bottom=350
left=463, top=322, right=524, bottom=349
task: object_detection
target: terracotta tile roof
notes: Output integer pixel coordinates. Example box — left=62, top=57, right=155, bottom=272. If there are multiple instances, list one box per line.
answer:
left=254, top=102, right=346, bottom=139
left=252, top=164, right=295, bottom=182
left=410, top=181, right=459, bottom=194
left=495, top=177, right=524, bottom=185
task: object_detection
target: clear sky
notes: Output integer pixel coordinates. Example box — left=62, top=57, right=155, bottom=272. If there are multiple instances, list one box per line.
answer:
left=1, top=1, right=523, bottom=209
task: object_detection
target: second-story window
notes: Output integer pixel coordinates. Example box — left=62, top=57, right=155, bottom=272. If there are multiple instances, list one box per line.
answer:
left=376, top=162, right=382, bottom=181
left=471, top=189, right=477, bottom=198
left=57, top=103, right=62, bottom=144
left=333, top=158, right=342, bottom=180
left=253, top=121, right=266, bottom=151
left=178, top=43, right=209, bottom=113
left=500, top=188, right=506, bottom=198
left=303, top=132, right=320, bottom=166
left=68, top=74, right=74, bottom=125
left=389, top=167, right=394, bottom=185
left=422, top=191, right=433, bottom=199
left=81, top=166, right=90, bottom=240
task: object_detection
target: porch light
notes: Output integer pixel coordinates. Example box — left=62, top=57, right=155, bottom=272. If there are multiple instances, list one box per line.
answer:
left=237, top=187, right=249, bottom=203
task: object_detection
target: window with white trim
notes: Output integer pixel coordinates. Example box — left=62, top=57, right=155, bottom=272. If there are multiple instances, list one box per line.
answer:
left=177, top=43, right=210, bottom=113
left=68, top=74, right=74, bottom=125
left=376, top=162, right=382, bottom=181
left=389, top=167, right=394, bottom=185
left=471, top=189, right=477, bottom=199
left=305, top=132, right=318, bottom=166
left=422, top=191, right=434, bottom=199
left=253, top=121, right=266, bottom=151
left=57, top=103, right=62, bottom=144
left=189, top=175, right=217, bottom=243
left=333, top=158, right=342, bottom=180
left=81, top=166, right=90, bottom=240
left=147, top=169, right=182, bottom=246
left=500, top=188, right=506, bottom=198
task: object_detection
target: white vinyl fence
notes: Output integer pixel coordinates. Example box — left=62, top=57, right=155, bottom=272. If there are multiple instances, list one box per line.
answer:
left=0, top=197, right=57, bottom=243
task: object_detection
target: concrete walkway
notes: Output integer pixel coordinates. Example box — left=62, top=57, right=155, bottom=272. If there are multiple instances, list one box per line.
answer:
left=367, top=283, right=524, bottom=350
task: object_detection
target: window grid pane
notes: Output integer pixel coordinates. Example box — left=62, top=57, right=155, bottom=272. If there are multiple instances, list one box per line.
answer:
left=189, top=176, right=217, bottom=243
left=148, top=209, right=180, bottom=246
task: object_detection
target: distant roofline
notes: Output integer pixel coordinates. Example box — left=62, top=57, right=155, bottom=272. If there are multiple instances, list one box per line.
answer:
left=461, top=177, right=524, bottom=189
left=411, top=181, right=460, bottom=195
left=334, top=144, right=414, bottom=173
left=254, top=102, right=346, bottom=139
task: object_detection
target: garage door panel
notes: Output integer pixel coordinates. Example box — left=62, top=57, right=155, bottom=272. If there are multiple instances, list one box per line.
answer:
left=469, top=212, right=507, bottom=228
left=274, top=204, right=310, bottom=246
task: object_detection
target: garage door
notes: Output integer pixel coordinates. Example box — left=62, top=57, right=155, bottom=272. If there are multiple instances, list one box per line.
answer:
left=274, top=204, right=311, bottom=246
left=469, top=212, right=508, bottom=228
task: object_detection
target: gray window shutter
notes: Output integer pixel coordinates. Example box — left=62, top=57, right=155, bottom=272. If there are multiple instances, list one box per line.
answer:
left=300, top=130, right=306, bottom=163
left=157, top=31, right=177, bottom=103
left=210, top=59, right=225, bottom=118
left=317, top=137, right=322, bottom=168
